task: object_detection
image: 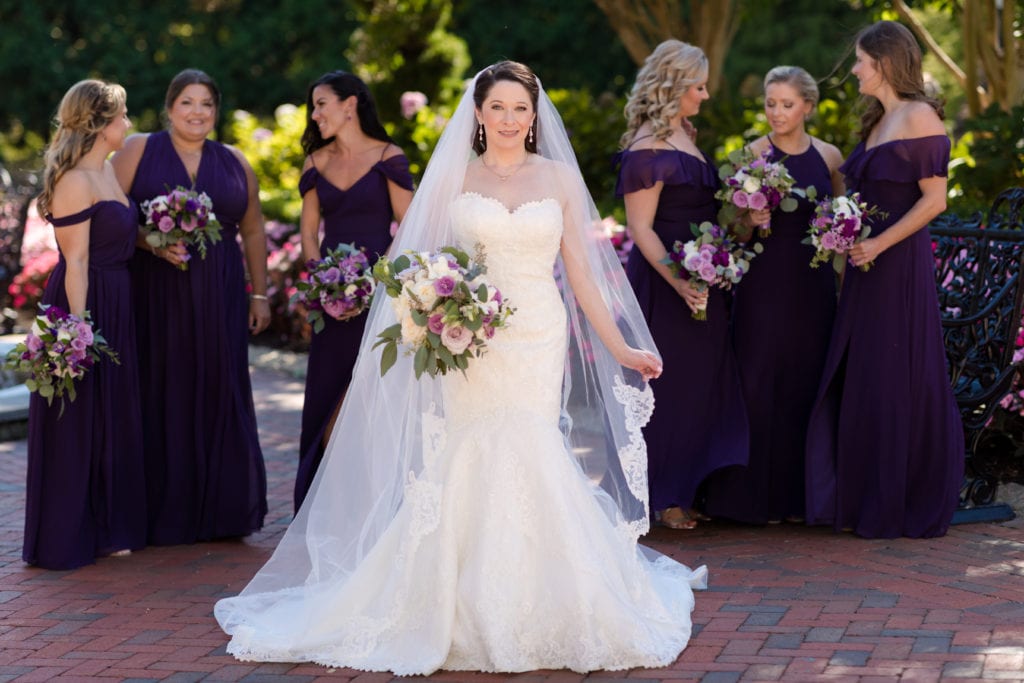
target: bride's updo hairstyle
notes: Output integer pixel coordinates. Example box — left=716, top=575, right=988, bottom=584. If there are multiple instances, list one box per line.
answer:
left=471, top=60, right=540, bottom=155
left=854, top=20, right=943, bottom=140
left=620, top=39, right=707, bottom=149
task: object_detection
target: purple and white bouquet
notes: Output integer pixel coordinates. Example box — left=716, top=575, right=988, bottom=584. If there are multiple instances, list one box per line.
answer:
left=372, top=245, right=514, bottom=379
left=805, top=193, right=885, bottom=273
left=3, top=304, right=119, bottom=415
left=291, top=243, right=375, bottom=333
left=660, top=221, right=762, bottom=320
left=141, top=186, right=222, bottom=271
left=716, top=146, right=802, bottom=238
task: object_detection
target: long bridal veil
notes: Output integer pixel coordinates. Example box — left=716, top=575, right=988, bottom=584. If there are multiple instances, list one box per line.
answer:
left=216, top=66, right=698, bottom=635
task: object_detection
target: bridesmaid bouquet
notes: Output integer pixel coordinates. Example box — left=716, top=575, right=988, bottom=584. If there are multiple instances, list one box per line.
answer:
left=3, top=304, right=119, bottom=416
left=291, top=243, right=375, bottom=333
left=715, top=146, right=804, bottom=238
left=141, top=186, right=223, bottom=271
left=660, top=221, right=762, bottom=321
left=805, top=193, right=884, bottom=273
left=372, top=245, right=515, bottom=379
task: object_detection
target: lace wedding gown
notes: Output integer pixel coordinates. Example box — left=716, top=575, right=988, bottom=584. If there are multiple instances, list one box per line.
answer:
left=216, top=193, right=707, bottom=675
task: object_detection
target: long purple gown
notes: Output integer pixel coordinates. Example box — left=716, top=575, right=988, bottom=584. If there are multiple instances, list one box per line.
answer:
left=23, top=200, right=147, bottom=569
left=705, top=142, right=836, bottom=524
left=293, top=154, right=413, bottom=511
left=129, top=131, right=266, bottom=544
left=805, top=135, right=963, bottom=538
left=617, top=147, right=749, bottom=514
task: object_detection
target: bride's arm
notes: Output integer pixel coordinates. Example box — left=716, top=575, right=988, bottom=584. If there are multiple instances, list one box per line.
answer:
left=554, top=166, right=662, bottom=381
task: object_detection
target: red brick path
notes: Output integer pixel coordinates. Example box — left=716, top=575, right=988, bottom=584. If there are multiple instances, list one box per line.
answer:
left=1, top=365, right=1022, bottom=681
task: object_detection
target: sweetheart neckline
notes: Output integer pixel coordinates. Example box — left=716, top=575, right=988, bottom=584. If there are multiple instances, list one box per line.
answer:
left=457, top=192, right=559, bottom=215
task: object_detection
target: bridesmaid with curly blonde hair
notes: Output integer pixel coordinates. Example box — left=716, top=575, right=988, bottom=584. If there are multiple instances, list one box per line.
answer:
left=615, top=40, right=749, bottom=529
left=25, top=79, right=147, bottom=569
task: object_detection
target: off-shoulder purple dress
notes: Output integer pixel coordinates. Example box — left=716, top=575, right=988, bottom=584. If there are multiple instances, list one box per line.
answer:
left=23, top=200, right=147, bottom=569
left=617, top=147, right=749, bottom=514
left=129, top=131, right=266, bottom=544
left=705, top=142, right=836, bottom=524
left=294, top=154, right=413, bottom=511
left=805, top=135, right=963, bottom=538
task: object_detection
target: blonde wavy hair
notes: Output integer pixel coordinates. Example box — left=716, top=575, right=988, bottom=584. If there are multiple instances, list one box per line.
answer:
left=620, top=39, right=708, bottom=149
left=37, top=79, right=126, bottom=217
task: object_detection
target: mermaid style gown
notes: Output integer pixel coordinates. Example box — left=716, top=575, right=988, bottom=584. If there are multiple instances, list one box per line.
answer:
left=617, top=148, right=750, bottom=514
left=23, top=200, right=147, bottom=569
left=215, top=193, right=707, bottom=674
left=129, top=131, right=266, bottom=544
left=294, top=155, right=413, bottom=511
left=805, top=135, right=963, bottom=538
left=705, top=143, right=836, bottom=524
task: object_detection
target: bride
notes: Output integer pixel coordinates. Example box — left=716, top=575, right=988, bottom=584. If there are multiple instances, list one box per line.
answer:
left=214, top=61, right=707, bottom=675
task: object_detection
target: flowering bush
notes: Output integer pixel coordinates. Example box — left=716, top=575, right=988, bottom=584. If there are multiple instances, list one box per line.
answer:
left=3, top=304, right=118, bottom=415
left=805, top=193, right=884, bottom=273
left=601, top=216, right=633, bottom=267
left=661, top=221, right=762, bottom=320
left=372, top=246, right=514, bottom=379
left=141, top=186, right=222, bottom=270
left=7, top=201, right=57, bottom=316
left=715, top=146, right=803, bottom=237
left=290, top=243, right=375, bottom=333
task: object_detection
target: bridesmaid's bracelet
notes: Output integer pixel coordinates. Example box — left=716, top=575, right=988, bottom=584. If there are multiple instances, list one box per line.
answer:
left=250, top=294, right=268, bottom=301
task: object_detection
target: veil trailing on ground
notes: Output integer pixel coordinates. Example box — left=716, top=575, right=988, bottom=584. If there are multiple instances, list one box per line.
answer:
left=216, top=68, right=665, bottom=626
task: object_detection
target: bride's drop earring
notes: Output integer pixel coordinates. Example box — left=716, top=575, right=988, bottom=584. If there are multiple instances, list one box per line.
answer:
left=478, top=124, right=484, bottom=144
left=528, top=126, right=533, bottom=145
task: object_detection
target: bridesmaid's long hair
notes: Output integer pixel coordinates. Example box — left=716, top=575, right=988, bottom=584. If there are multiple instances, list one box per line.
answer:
left=301, top=71, right=392, bottom=156
left=854, top=21, right=943, bottom=140
left=164, top=68, right=221, bottom=120
left=620, top=40, right=707, bottom=149
left=471, top=60, right=540, bottom=155
left=38, top=79, right=126, bottom=218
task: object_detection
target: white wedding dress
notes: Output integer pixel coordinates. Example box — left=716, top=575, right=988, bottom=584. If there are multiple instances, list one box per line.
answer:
left=216, top=193, right=707, bottom=675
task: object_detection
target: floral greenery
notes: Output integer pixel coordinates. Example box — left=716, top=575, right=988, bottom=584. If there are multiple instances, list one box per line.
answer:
left=948, top=104, right=1024, bottom=216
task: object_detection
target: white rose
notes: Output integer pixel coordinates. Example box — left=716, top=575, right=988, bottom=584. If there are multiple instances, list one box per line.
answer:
left=401, top=314, right=427, bottom=347
left=392, top=291, right=413, bottom=320
left=409, top=280, right=439, bottom=309
left=742, top=176, right=762, bottom=193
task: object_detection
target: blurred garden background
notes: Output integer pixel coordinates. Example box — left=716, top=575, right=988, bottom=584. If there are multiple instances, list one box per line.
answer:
left=0, top=1, right=1021, bottom=389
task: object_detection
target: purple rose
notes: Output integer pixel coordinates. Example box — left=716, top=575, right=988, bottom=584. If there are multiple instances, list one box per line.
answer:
left=320, top=267, right=342, bottom=284
left=75, top=321, right=94, bottom=345
left=70, top=337, right=88, bottom=352
left=158, top=215, right=175, bottom=233
left=441, top=325, right=473, bottom=355
left=428, top=313, right=446, bottom=335
left=697, top=263, right=718, bottom=283
left=434, top=276, right=456, bottom=297
left=820, top=231, right=838, bottom=251
left=46, top=306, right=67, bottom=322
left=26, top=334, right=43, bottom=353
left=711, top=250, right=730, bottom=267
left=732, top=190, right=750, bottom=208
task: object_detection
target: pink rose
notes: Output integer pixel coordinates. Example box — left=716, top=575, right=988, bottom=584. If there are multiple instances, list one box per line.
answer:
left=820, top=232, right=838, bottom=251
left=180, top=215, right=198, bottom=233
left=697, top=263, right=718, bottom=283
left=427, top=313, right=445, bottom=335
left=441, top=325, right=473, bottom=355
left=320, top=294, right=351, bottom=319
left=732, top=190, right=750, bottom=208
left=158, top=215, right=175, bottom=233
left=75, top=321, right=93, bottom=345
left=747, top=191, right=768, bottom=210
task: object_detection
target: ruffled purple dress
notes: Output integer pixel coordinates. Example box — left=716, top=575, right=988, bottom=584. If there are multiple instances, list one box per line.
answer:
left=23, top=200, right=147, bottom=569
left=705, top=143, right=836, bottom=524
left=128, top=131, right=266, bottom=544
left=805, top=135, right=963, bottom=538
left=294, top=154, right=413, bottom=511
left=616, top=148, right=749, bottom=514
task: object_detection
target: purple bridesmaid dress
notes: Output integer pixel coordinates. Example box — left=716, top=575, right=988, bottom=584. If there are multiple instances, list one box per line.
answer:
left=705, top=142, right=836, bottom=524
left=293, top=154, right=413, bottom=511
left=805, top=135, right=963, bottom=538
left=23, top=200, right=147, bottom=569
left=128, top=131, right=266, bottom=544
left=616, top=147, right=749, bottom=515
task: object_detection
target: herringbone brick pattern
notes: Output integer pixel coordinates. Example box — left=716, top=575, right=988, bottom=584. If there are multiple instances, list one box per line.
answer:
left=0, top=365, right=1021, bottom=681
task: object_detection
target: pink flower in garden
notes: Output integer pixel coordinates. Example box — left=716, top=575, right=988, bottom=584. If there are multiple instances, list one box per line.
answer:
left=400, top=91, right=428, bottom=119
left=441, top=325, right=473, bottom=354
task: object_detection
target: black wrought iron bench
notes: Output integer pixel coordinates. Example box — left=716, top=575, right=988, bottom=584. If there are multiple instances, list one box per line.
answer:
left=931, top=187, right=1024, bottom=523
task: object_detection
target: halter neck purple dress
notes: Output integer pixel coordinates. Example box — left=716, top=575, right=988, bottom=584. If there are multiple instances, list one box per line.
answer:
left=128, top=131, right=266, bottom=544
left=805, top=134, right=963, bottom=538
left=616, top=147, right=749, bottom=514
left=23, top=200, right=147, bottom=569
left=705, top=142, right=837, bottom=524
left=293, top=153, right=413, bottom=511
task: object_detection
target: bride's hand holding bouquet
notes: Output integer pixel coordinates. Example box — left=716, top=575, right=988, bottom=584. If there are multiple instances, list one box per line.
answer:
left=372, top=245, right=515, bottom=379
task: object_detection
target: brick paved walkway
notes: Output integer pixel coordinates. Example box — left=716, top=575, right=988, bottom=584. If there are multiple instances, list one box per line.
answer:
left=1, top=364, right=1022, bottom=682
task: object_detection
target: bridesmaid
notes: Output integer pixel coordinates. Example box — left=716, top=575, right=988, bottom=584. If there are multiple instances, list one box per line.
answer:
left=616, top=40, right=749, bottom=529
left=805, top=21, right=963, bottom=538
left=293, top=72, right=413, bottom=511
left=705, top=66, right=844, bottom=525
left=111, top=69, right=269, bottom=544
left=24, top=80, right=146, bottom=569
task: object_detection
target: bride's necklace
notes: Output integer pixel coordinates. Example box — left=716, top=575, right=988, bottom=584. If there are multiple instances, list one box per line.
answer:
left=481, top=155, right=529, bottom=182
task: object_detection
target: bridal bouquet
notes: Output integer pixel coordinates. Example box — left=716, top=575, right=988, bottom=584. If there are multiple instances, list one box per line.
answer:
left=141, top=186, right=222, bottom=271
left=372, top=245, right=514, bottom=379
left=3, top=304, right=119, bottom=416
left=291, top=243, right=375, bottom=333
left=715, top=146, right=804, bottom=238
left=661, top=221, right=762, bottom=320
left=805, top=193, right=885, bottom=273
